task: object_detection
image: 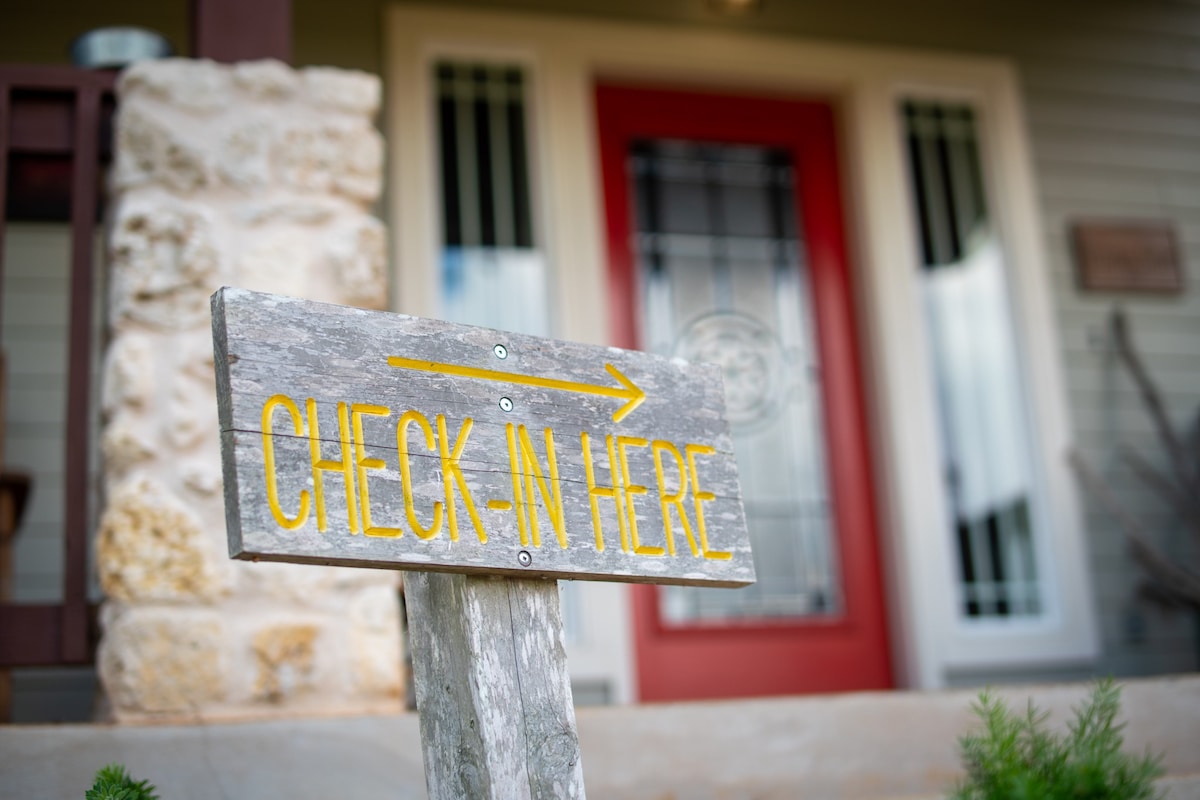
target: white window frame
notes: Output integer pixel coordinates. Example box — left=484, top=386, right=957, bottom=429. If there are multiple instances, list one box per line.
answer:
left=385, top=5, right=1098, bottom=692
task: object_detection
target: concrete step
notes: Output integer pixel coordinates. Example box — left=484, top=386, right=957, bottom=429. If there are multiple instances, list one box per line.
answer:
left=1, top=675, right=1197, bottom=799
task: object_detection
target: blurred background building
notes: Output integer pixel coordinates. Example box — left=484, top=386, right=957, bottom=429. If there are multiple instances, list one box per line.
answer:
left=1, top=0, right=1197, bottom=723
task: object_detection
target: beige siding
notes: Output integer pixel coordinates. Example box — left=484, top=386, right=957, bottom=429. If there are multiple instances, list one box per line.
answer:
left=754, top=0, right=1200, bottom=679
left=1017, top=9, right=1200, bottom=677
left=1, top=224, right=104, bottom=610
left=3, top=225, right=72, bottom=603
left=386, top=0, right=1200, bottom=680
left=412, top=0, right=1200, bottom=680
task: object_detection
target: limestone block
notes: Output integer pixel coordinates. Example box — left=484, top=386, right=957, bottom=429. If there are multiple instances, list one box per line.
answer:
left=120, top=58, right=232, bottom=113
left=109, top=200, right=220, bottom=331
left=160, top=134, right=212, bottom=193
left=179, top=331, right=217, bottom=381
left=101, top=415, right=156, bottom=479
left=234, top=228, right=311, bottom=298
left=347, top=585, right=404, bottom=698
left=324, top=216, right=388, bottom=309
left=234, top=561, right=378, bottom=605
left=98, top=605, right=226, bottom=715
left=331, top=126, right=384, bottom=204
left=101, top=333, right=154, bottom=418
left=277, top=125, right=339, bottom=194
left=166, top=363, right=218, bottom=451
left=276, top=122, right=382, bottom=203
left=96, top=477, right=225, bottom=603
left=180, top=457, right=223, bottom=498
left=232, top=60, right=298, bottom=100
left=233, top=561, right=329, bottom=606
left=232, top=199, right=337, bottom=227
left=302, top=67, right=381, bottom=116
left=114, top=106, right=212, bottom=193
left=217, top=121, right=273, bottom=189
left=112, top=106, right=161, bottom=190
left=252, top=623, right=320, bottom=702
left=328, top=565, right=402, bottom=592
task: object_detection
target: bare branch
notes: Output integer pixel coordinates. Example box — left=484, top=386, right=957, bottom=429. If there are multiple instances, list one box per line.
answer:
left=1069, top=450, right=1200, bottom=610
left=1137, top=579, right=1188, bottom=612
left=1110, top=308, right=1197, bottom=495
left=1120, top=444, right=1200, bottom=534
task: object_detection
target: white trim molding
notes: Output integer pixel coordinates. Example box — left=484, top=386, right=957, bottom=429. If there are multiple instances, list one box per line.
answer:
left=384, top=4, right=1099, bottom=693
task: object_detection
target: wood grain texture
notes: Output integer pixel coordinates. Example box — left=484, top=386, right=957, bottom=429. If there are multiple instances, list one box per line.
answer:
left=404, top=572, right=585, bottom=800
left=212, top=287, right=754, bottom=587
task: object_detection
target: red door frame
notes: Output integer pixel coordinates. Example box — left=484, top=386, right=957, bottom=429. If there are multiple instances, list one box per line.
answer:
left=595, top=83, right=893, bottom=701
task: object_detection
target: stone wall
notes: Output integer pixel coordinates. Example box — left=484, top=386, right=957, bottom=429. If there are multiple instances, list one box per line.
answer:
left=95, top=59, right=403, bottom=721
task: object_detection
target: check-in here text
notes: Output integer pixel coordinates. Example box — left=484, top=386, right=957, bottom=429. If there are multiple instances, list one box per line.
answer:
left=260, top=393, right=732, bottom=561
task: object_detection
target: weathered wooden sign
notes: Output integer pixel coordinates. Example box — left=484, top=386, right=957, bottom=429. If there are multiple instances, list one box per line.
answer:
left=212, top=287, right=753, bottom=587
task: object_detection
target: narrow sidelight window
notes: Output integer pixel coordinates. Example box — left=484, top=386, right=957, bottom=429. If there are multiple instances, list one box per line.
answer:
left=902, top=100, right=1042, bottom=619
left=434, top=61, right=547, bottom=336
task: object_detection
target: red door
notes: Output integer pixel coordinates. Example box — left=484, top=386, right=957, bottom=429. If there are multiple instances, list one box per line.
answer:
left=596, top=83, right=892, bottom=701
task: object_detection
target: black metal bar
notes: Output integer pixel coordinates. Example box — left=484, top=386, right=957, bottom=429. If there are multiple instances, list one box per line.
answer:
left=631, top=143, right=663, bottom=275
left=701, top=146, right=734, bottom=311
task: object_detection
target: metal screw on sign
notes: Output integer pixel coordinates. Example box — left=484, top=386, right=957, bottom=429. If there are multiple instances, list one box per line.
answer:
left=493, top=344, right=508, bottom=359
left=517, top=550, right=533, bottom=567
left=499, top=397, right=514, bottom=412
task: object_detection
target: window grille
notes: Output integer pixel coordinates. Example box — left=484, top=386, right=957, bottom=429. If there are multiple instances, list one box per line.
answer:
left=434, top=61, right=547, bottom=337
left=629, top=140, right=840, bottom=624
left=902, top=100, right=1042, bottom=618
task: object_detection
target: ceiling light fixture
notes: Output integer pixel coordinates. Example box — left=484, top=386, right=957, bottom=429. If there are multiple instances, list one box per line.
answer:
left=707, top=0, right=765, bottom=17
left=71, top=27, right=174, bottom=70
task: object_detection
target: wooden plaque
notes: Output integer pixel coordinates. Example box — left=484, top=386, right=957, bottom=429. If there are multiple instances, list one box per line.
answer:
left=1073, top=220, right=1183, bottom=293
left=212, top=287, right=754, bottom=587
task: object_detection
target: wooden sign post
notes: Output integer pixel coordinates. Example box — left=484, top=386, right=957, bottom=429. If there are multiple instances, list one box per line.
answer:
left=212, top=287, right=754, bottom=798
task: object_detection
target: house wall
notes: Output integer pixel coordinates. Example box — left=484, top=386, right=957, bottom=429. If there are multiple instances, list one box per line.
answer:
left=793, top=0, right=1200, bottom=680
left=0, top=0, right=1195, bottom=720
left=1, top=224, right=105, bottom=601
left=379, top=0, right=1200, bottom=680
left=1, top=226, right=106, bottom=721
left=3, top=224, right=73, bottom=605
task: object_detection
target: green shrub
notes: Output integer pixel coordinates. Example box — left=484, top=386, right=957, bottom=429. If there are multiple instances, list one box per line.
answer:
left=953, top=679, right=1164, bottom=800
left=85, top=763, right=159, bottom=800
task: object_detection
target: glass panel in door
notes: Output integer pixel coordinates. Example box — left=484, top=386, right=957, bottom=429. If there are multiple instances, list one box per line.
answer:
left=596, top=83, right=892, bottom=700
left=629, top=140, right=840, bottom=625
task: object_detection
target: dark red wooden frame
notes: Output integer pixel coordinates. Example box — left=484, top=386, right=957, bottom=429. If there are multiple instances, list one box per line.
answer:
left=0, top=66, right=115, bottom=668
left=595, top=83, right=893, bottom=700
left=0, top=0, right=291, bottom=675
left=191, top=0, right=291, bottom=64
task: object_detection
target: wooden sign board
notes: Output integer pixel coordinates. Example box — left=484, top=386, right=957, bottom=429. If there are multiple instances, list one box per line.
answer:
left=212, top=287, right=754, bottom=588
left=1073, top=220, right=1183, bottom=293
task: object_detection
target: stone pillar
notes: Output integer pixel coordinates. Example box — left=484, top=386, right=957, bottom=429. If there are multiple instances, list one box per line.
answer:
left=95, top=59, right=402, bottom=721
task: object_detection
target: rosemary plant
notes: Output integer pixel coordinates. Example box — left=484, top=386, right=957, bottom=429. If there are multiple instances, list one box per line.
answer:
left=85, top=763, right=159, bottom=800
left=953, top=679, right=1164, bottom=800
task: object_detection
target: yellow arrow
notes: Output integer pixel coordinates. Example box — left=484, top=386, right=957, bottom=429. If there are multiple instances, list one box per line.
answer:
left=387, top=357, right=647, bottom=422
